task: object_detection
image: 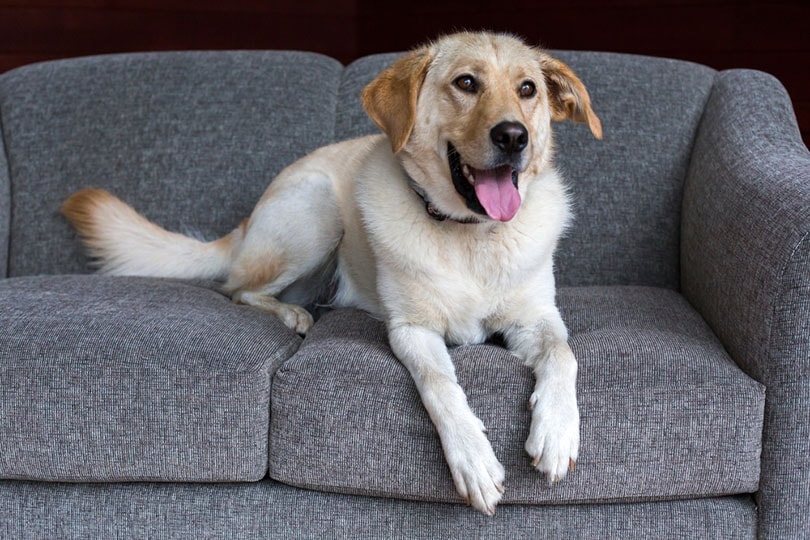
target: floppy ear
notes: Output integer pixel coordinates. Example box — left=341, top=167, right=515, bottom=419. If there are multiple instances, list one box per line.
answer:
left=540, top=54, right=603, bottom=139
left=361, top=48, right=434, bottom=153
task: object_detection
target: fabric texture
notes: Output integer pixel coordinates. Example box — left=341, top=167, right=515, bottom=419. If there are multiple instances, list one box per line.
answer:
left=269, top=286, right=764, bottom=505
left=0, top=51, right=344, bottom=277
left=0, top=117, right=8, bottom=278
left=0, top=480, right=757, bottom=540
left=682, top=69, right=810, bottom=539
left=335, top=51, right=717, bottom=290
left=0, top=275, right=301, bottom=481
left=334, top=53, right=399, bottom=141
left=550, top=52, right=716, bottom=289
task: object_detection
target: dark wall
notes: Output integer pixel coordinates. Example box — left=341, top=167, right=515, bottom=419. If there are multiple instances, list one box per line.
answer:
left=0, top=1, right=807, bottom=144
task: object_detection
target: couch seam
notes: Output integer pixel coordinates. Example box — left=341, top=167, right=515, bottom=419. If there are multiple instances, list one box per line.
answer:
left=765, top=230, right=809, bottom=368
left=332, top=60, right=347, bottom=145
left=679, top=68, right=719, bottom=293
left=0, top=91, right=11, bottom=278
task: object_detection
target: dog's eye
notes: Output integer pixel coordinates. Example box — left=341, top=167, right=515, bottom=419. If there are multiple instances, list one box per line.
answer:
left=519, top=80, right=537, bottom=98
left=454, top=75, right=478, bottom=93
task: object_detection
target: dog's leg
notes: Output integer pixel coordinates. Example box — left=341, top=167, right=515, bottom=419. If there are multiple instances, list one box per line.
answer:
left=389, top=324, right=505, bottom=515
left=225, top=171, right=341, bottom=335
left=233, top=288, right=315, bottom=335
left=504, top=311, right=580, bottom=483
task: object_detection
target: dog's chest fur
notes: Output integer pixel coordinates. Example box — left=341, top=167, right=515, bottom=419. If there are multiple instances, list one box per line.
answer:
left=341, top=141, right=568, bottom=345
left=388, top=221, right=556, bottom=344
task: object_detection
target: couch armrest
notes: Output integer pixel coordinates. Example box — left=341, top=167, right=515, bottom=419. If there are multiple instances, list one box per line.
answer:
left=682, top=69, right=810, bottom=538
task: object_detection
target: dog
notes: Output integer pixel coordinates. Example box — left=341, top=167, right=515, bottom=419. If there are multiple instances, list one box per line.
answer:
left=62, top=31, right=602, bottom=515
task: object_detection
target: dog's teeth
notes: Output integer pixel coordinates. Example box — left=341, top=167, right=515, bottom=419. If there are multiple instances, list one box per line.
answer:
left=462, top=164, right=474, bottom=183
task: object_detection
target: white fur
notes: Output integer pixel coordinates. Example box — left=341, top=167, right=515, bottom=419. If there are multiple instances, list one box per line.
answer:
left=63, top=32, right=602, bottom=516
left=81, top=194, right=237, bottom=280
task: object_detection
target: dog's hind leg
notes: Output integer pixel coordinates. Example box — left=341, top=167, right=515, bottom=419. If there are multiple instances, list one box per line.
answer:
left=224, top=171, right=342, bottom=334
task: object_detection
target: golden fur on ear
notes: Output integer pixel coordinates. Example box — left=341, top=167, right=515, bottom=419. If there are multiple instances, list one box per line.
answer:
left=361, top=48, right=435, bottom=153
left=540, top=55, right=603, bottom=139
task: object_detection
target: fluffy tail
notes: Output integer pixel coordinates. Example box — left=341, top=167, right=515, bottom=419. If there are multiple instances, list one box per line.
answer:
left=61, top=188, right=240, bottom=280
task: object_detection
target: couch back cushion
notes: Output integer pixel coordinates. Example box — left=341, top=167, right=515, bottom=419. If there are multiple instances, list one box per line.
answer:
left=0, top=51, right=343, bottom=276
left=336, top=51, right=716, bottom=289
left=1, top=49, right=715, bottom=288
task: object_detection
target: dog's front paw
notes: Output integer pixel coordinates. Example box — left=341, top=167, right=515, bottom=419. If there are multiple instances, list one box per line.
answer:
left=443, top=422, right=505, bottom=515
left=525, top=385, right=579, bottom=483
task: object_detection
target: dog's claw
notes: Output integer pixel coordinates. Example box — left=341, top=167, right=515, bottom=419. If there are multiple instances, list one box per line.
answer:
left=569, top=458, right=576, bottom=472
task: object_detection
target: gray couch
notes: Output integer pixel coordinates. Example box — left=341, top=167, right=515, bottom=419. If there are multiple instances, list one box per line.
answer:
left=0, top=47, right=808, bottom=539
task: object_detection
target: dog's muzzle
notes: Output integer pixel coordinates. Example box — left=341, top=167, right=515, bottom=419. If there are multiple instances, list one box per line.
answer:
left=448, top=121, right=528, bottom=222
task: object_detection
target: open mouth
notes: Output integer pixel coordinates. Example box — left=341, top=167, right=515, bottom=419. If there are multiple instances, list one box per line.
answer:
left=448, top=143, right=521, bottom=222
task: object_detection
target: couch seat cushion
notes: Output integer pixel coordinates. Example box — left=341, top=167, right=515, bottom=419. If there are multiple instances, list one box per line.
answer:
left=0, top=275, right=301, bottom=482
left=269, top=286, right=765, bottom=505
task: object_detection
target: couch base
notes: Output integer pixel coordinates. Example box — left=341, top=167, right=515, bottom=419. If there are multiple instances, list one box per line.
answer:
left=1, top=479, right=756, bottom=539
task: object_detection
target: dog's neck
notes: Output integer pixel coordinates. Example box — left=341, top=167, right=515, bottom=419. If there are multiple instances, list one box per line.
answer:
left=407, top=177, right=481, bottom=225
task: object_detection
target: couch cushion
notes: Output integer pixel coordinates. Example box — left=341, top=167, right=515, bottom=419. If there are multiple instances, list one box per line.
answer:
left=269, top=286, right=764, bottom=505
left=335, top=53, right=399, bottom=141
left=0, top=275, right=301, bottom=482
left=0, top=480, right=757, bottom=539
left=0, top=51, right=344, bottom=277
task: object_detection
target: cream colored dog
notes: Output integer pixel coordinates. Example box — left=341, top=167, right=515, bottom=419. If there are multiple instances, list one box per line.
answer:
left=62, top=31, right=602, bottom=515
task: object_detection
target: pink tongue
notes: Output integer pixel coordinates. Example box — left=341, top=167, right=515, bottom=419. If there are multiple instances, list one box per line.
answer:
left=473, top=166, right=521, bottom=221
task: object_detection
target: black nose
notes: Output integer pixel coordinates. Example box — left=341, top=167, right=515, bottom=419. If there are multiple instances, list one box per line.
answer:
left=490, top=121, right=528, bottom=154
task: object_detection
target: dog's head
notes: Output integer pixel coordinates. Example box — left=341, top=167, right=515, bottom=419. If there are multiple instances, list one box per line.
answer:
left=362, top=32, right=602, bottom=223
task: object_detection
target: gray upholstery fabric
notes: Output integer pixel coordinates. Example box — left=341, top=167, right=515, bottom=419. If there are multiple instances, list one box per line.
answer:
left=269, top=286, right=764, bottom=504
left=682, top=69, right=810, bottom=539
left=2, top=48, right=807, bottom=537
left=0, top=120, right=8, bottom=278
left=0, top=275, right=301, bottom=481
left=551, top=52, right=715, bottom=289
left=0, top=51, right=344, bottom=277
left=335, top=53, right=399, bottom=141
left=0, top=480, right=757, bottom=539
left=335, top=51, right=716, bottom=290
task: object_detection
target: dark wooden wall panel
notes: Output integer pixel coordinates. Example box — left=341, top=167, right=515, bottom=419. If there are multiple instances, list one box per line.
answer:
left=0, top=1, right=357, bottom=69
left=0, top=0, right=807, bottom=144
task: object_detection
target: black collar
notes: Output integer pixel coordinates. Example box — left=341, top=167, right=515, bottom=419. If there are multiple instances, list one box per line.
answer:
left=407, top=177, right=481, bottom=224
